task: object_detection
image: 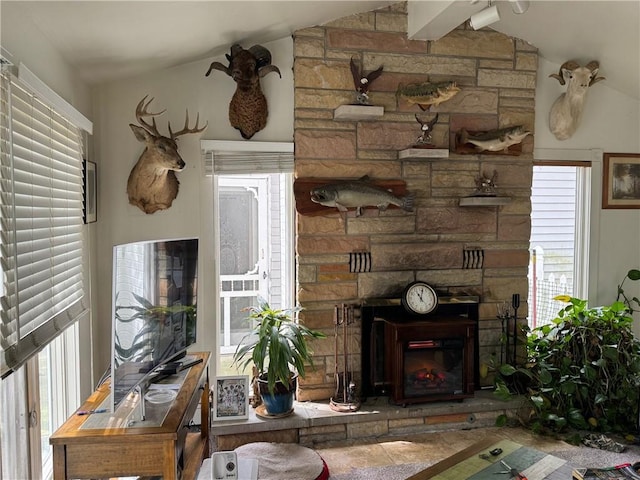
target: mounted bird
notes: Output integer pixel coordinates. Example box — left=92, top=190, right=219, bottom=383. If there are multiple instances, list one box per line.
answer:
left=414, top=113, right=439, bottom=146
left=349, top=57, right=383, bottom=105
left=206, top=44, right=281, bottom=139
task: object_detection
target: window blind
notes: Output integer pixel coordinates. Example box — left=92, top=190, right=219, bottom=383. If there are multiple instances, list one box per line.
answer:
left=0, top=72, right=89, bottom=378
left=201, top=140, right=294, bottom=174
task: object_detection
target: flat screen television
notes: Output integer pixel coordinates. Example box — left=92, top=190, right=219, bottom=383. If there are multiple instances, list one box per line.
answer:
left=110, top=237, right=198, bottom=412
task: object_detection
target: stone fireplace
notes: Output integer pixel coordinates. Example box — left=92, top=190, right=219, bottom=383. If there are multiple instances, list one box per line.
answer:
left=293, top=2, right=536, bottom=402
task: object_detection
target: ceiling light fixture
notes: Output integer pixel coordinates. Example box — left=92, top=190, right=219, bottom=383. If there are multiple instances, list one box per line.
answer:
left=469, top=4, right=500, bottom=30
left=509, top=0, right=530, bottom=14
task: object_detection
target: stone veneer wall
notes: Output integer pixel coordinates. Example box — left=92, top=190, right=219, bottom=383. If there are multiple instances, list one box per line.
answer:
left=293, top=2, right=537, bottom=402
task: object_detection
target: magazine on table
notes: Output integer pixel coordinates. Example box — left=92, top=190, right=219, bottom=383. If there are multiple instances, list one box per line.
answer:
left=572, top=463, right=640, bottom=480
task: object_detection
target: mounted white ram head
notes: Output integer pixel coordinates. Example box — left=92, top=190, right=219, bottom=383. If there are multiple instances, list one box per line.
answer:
left=128, top=96, right=207, bottom=214
left=205, top=44, right=281, bottom=140
left=548, top=60, right=605, bottom=140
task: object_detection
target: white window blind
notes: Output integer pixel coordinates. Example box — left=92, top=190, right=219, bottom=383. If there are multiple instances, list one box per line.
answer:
left=201, top=140, right=294, bottom=174
left=0, top=71, right=89, bottom=378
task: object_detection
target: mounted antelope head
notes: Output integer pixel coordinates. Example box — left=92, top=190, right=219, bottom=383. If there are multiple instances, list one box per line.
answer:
left=549, top=60, right=605, bottom=140
left=127, top=96, right=207, bottom=214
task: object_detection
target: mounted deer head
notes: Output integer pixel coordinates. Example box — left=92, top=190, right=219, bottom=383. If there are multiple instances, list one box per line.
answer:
left=127, top=96, right=207, bottom=214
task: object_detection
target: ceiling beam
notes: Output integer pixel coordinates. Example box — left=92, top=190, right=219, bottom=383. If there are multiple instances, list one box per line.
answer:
left=407, top=0, right=486, bottom=41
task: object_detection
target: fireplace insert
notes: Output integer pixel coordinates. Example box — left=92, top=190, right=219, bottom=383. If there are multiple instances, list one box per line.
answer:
left=361, top=296, right=479, bottom=405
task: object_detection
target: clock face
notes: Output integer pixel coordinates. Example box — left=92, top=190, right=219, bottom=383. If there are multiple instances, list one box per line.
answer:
left=402, top=281, right=438, bottom=315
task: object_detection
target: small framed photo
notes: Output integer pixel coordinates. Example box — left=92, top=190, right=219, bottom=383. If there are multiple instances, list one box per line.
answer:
left=83, top=160, right=97, bottom=223
left=603, top=153, right=640, bottom=209
left=213, top=375, right=249, bottom=421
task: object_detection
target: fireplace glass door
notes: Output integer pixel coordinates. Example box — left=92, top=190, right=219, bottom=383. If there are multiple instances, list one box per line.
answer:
left=403, top=338, right=465, bottom=399
left=385, top=318, right=476, bottom=405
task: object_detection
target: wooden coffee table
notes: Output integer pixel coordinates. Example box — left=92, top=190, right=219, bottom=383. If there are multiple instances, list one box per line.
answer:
left=407, top=436, right=573, bottom=480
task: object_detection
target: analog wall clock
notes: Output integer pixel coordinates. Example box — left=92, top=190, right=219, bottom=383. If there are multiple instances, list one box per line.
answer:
left=401, top=281, right=438, bottom=315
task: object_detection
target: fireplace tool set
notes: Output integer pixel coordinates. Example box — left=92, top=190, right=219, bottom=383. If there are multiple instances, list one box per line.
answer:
left=497, top=293, right=521, bottom=366
left=330, top=303, right=361, bottom=412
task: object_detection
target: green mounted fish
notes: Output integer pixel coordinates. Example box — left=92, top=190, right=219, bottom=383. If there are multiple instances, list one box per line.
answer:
left=397, top=80, right=460, bottom=111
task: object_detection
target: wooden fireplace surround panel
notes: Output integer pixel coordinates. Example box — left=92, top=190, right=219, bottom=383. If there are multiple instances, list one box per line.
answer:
left=384, top=319, right=476, bottom=406
left=360, top=297, right=480, bottom=402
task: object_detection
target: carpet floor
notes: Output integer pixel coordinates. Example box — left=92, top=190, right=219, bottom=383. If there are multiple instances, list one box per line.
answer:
left=321, top=426, right=640, bottom=480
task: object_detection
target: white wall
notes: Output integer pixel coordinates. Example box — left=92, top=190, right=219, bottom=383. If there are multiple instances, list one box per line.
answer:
left=1, top=4, right=91, bottom=114
left=535, top=57, right=640, bottom=333
left=1, top=2, right=96, bottom=399
left=91, top=38, right=294, bottom=378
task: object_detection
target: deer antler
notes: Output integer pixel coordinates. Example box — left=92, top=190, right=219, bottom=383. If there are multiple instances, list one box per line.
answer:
left=135, top=95, right=166, bottom=137
left=169, top=110, right=208, bottom=139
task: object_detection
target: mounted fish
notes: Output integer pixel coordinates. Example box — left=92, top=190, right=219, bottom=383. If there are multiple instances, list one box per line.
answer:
left=457, top=126, right=531, bottom=154
left=349, top=57, right=383, bottom=105
left=205, top=44, right=281, bottom=139
left=397, top=80, right=460, bottom=111
left=310, top=176, right=414, bottom=217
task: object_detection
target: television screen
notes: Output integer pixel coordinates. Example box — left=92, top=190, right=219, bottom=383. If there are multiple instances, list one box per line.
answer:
left=111, top=238, right=198, bottom=412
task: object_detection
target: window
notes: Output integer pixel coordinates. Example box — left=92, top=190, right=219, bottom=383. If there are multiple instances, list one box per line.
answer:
left=201, top=140, right=294, bottom=376
left=31, top=325, right=79, bottom=479
left=528, top=162, right=591, bottom=328
left=0, top=64, right=90, bottom=480
left=217, top=173, right=293, bottom=363
left=0, top=66, right=90, bottom=377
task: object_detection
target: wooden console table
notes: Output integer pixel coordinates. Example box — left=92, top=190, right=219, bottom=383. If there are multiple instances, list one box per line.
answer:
left=50, top=351, right=210, bottom=480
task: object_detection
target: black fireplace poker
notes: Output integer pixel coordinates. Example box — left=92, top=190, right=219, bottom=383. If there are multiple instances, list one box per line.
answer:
left=512, top=293, right=520, bottom=366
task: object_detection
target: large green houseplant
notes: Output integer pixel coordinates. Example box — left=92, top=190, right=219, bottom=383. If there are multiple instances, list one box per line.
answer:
left=233, top=298, right=326, bottom=415
left=617, top=268, right=640, bottom=314
left=494, top=296, right=640, bottom=435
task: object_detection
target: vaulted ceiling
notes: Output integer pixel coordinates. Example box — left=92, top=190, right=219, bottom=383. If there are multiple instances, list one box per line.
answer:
left=3, top=1, right=639, bottom=99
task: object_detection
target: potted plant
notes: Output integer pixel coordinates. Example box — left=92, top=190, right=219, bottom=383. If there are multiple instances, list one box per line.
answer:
left=617, top=268, right=640, bottom=314
left=232, top=298, right=326, bottom=416
left=493, top=296, right=640, bottom=435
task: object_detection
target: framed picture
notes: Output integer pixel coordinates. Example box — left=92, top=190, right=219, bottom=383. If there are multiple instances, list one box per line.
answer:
left=603, top=153, right=640, bottom=209
left=213, top=375, right=249, bottom=421
left=83, top=160, right=97, bottom=223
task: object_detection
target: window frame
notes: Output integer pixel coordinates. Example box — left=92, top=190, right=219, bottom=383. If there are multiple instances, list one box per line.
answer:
left=0, top=64, right=89, bottom=480
left=201, top=140, right=294, bottom=376
left=529, top=148, right=600, bottom=327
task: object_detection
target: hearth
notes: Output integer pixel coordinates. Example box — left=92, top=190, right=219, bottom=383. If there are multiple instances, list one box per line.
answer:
left=361, top=296, right=479, bottom=405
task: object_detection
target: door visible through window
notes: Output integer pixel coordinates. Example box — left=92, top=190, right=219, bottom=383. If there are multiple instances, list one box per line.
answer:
left=214, top=173, right=294, bottom=375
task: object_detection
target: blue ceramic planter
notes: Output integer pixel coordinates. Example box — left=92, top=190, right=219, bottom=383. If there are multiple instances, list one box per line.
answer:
left=257, top=375, right=296, bottom=415
left=261, top=390, right=294, bottom=414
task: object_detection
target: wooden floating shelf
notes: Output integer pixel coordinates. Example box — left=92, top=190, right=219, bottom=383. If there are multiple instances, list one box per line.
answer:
left=399, top=148, right=449, bottom=160
left=459, top=196, right=511, bottom=207
left=334, top=104, right=384, bottom=121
